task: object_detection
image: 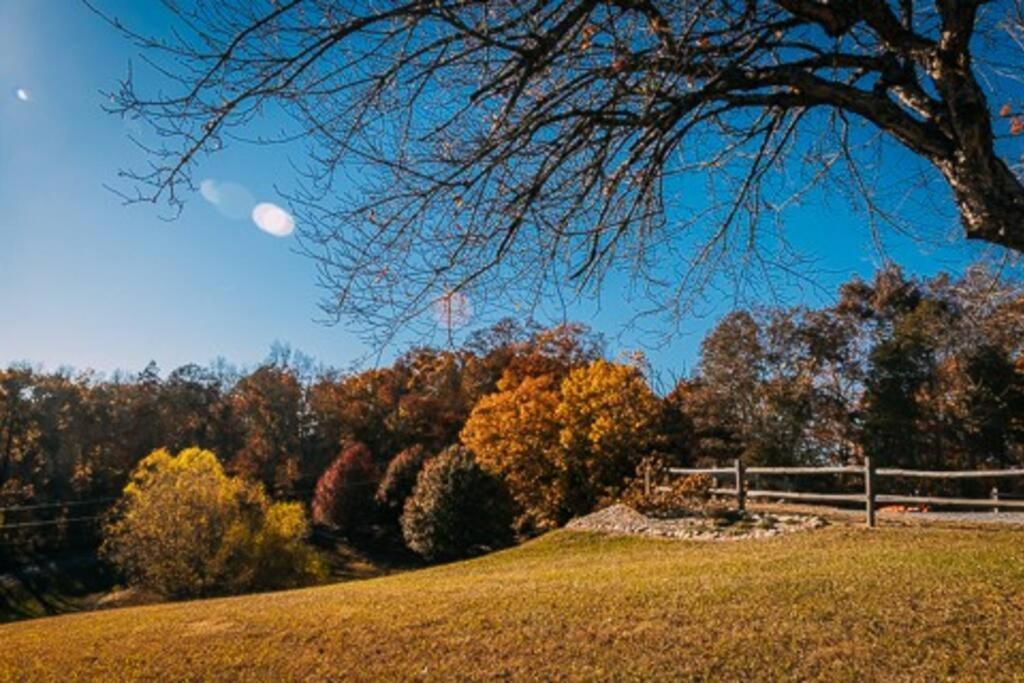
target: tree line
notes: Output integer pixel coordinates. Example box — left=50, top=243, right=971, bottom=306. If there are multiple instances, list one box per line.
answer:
left=679, top=266, right=1024, bottom=479
left=3, top=265, right=1024, bottom=566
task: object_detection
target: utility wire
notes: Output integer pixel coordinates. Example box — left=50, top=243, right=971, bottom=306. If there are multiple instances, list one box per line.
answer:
left=0, top=497, right=117, bottom=514
left=0, top=515, right=102, bottom=531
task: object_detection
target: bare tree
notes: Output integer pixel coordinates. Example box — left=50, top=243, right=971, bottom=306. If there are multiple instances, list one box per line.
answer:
left=93, top=0, right=1024, bottom=341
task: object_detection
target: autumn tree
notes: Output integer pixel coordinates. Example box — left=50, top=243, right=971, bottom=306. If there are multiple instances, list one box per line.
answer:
left=228, top=365, right=304, bottom=496
left=500, top=324, right=604, bottom=389
left=312, top=442, right=380, bottom=538
left=684, top=312, right=765, bottom=464
left=102, top=447, right=324, bottom=598
left=461, top=373, right=564, bottom=531
left=308, top=367, right=406, bottom=466
left=463, top=357, right=666, bottom=526
left=681, top=309, right=819, bottom=466
left=556, top=359, right=667, bottom=515
left=159, top=364, right=233, bottom=454
left=390, top=348, right=477, bottom=454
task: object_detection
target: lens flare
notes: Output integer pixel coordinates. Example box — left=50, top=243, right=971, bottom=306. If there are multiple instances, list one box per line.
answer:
left=198, top=179, right=255, bottom=220
left=251, top=202, right=295, bottom=237
left=432, top=290, right=473, bottom=329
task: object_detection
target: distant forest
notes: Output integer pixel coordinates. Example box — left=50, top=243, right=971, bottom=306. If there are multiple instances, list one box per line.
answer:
left=3, top=265, right=1024, bottom=560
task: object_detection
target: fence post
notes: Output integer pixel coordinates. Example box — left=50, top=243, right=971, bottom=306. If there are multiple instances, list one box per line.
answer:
left=864, top=456, right=876, bottom=528
left=991, top=486, right=1000, bottom=514
left=643, top=461, right=652, bottom=497
left=735, top=459, right=746, bottom=513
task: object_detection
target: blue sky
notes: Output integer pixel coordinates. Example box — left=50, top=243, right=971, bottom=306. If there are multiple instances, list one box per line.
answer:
left=0, top=1, right=995, bottom=378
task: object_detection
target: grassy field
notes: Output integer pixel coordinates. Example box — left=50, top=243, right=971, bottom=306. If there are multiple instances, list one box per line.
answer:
left=1, top=525, right=1023, bottom=681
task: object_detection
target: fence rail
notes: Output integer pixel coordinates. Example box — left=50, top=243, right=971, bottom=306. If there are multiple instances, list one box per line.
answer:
left=746, top=490, right=866, bottom=504
left=653, top=459, right=1024, bottom=527
left=666, top=467, right=734, bottom=476
left=875, top=494, right=1024, bottom=510
left=746, top=466, right=862, bottom=475
left=875, top=468, right=1024, bottom=479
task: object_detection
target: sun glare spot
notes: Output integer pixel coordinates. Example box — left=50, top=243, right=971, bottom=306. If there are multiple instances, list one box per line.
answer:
left=198, top=179, right=255, bottom=220
left=251, top=202, right=295, bottom=237
left=14, top=88, right=29, bottom=102
left=432, top=290, right=473, bottom=329
left=199, top=179, right=220, bottom=203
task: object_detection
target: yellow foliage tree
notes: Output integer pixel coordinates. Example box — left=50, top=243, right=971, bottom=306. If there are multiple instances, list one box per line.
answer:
left=556, top=360, right=664, bottom=515
left=102, top=447, right=325, bottom=599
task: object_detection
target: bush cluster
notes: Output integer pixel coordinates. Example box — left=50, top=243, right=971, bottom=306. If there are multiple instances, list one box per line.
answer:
left=102, top=448, right=325, bottom=599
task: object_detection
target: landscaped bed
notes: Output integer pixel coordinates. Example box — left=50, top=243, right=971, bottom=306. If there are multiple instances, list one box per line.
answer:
left=567, top=503, right=828, bottom=540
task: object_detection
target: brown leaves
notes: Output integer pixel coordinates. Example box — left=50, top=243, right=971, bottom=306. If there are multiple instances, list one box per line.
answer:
left=648, top=16, right=669, bottom=35
left=580, top=23, right=598, bottom=51
left=999, top=103, right=1022, bottom=134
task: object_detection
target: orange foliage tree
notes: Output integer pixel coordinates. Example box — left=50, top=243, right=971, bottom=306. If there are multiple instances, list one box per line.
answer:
left=228, top=366, right=303, bottom=496
left=462, top=358, right=668, bottom=529
left=460, top=374, right=563, bottom=531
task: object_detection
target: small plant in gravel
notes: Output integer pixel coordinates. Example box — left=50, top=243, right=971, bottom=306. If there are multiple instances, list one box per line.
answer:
left=619, top=457, right=715, bottom=517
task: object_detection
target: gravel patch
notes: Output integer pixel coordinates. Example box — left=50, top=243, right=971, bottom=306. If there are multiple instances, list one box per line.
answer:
left=566, top=504, right=827, bottom=541
left=882, top=510, right=1024, bottom=525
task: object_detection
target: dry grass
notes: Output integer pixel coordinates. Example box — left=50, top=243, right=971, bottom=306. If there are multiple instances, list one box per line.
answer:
left=2, top=525, right=1024, bottom=681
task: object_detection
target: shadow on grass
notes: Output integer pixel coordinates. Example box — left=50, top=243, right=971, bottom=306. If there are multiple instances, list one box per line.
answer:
left=0, top=551, right=115, bottom=623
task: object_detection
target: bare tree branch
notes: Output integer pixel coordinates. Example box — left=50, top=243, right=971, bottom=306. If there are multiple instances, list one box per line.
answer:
left=91, top=0, right=1024, bottom=343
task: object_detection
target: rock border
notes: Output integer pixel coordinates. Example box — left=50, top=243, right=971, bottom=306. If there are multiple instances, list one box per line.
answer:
left=566, top=504, right=827, bottom=541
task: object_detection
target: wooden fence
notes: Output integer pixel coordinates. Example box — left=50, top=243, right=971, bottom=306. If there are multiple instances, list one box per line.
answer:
left=648, top=458, right=1024, bottom=527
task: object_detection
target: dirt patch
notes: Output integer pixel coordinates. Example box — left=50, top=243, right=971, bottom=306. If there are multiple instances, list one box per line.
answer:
left=184, top=618, right=240, bottom=636
left=93, top=587, right=162, bottom=611
left=567, top=503, right=827, bottom=541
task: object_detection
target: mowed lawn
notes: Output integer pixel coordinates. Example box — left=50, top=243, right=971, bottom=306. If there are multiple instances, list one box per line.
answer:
left=2, top=526, right=1024, bottom=682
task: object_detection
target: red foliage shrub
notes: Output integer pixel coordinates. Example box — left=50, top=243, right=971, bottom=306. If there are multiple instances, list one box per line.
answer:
left=312, top=442, right=379, bottom=537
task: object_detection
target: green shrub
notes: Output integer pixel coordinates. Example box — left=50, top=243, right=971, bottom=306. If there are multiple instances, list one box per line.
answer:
left=401, top=445, right=514, bottom=561
left=376, top=444, right=430, bottom=523
left=102, top=447, right=325, bottom=599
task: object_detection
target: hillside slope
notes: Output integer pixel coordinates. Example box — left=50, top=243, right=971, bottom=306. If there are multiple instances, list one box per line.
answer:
left=2, top=527, right=1024, bottom=681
